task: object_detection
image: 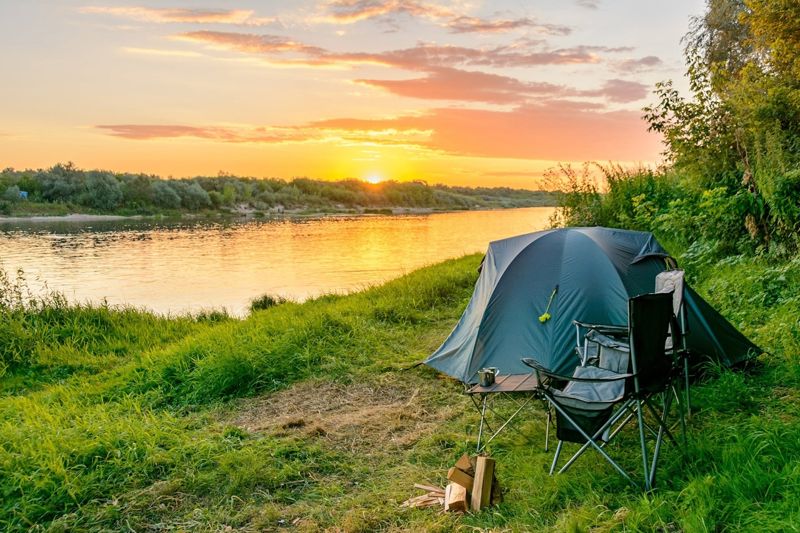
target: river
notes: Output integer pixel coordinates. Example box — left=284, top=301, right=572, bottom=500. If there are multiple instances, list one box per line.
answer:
left=0, top=207, right=554, bottom=315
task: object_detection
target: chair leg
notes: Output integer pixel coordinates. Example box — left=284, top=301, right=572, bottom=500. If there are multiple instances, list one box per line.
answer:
left=549, top=440, right=563, bottom=475
left=643, top=396, right=679, bottom=447
left=648, top=390, right=673, bottom=488
left=636, top=398, right=651, bottom=490
left=545, top=408, right=551, bottom=452
left=558, top=399, right=636, bottom=474
left=684, top=357, right=692, bottom=420
left=547, top=399, right=638, bottom=488
left=672, top=384, right=687, bottom=446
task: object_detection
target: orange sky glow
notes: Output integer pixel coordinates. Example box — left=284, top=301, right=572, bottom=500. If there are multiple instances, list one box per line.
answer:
left=0, top=1, right=704, bottom=188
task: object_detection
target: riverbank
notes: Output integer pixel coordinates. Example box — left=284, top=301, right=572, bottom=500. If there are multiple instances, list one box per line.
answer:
left=1, top=249, right=798, bottom=530
left=0, top=165, right=557, bottom=223
left=0, top=204, right=539, bottom=224
left=0, top=213, right=143, bottom=223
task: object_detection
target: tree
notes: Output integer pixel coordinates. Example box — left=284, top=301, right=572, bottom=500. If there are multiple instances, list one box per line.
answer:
left=81, top=172, right=123, bottom=210
left=644, top=0, right=800, bottom=244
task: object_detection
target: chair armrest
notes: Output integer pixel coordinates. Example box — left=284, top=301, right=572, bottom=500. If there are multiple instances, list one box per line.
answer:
left=573, top=320, right=627, bottom=335
left=521, top=358, right=633, bottom=382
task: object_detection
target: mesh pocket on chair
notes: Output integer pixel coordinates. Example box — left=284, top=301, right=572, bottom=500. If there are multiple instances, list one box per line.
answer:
left=556, top=405, right=614, bottom=443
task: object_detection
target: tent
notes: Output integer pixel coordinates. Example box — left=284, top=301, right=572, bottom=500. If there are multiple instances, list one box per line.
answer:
left=425, top=227, right=761, bottom=384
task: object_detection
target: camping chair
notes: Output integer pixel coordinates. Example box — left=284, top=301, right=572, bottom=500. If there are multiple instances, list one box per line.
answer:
left=655, top=270, right=691, bottom=419
left=522, top=292, right=684, bottom=490
left=574, top=270, right=692, bottom=418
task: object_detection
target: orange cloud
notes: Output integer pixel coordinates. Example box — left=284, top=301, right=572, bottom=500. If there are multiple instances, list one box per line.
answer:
left=178, top=31, right=325, bottom=56
left=357, top=68, right=649, bottom=104
left=355, top=67, right=567, bottom=103
left=176, top=30, right=609, bottom=70
left=312, top=103, right=660, bottom=160
left=79, top=6, right=276, bottom=26
left=95, top=124, right=433, bottom=147
left=96, top=100, right=661, bottom=162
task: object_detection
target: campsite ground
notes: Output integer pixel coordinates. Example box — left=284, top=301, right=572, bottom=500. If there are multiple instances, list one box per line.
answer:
left=1, top=251, right=799, bottom=531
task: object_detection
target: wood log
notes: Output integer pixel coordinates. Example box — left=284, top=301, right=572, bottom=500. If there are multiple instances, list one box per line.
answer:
left=455, top=453, right=473, bottom=474
left=413, top=483, right=444, bottom=495
left=444, top=482, right=468, bottom=512
left=470, top=456, right=495, bottom=511
left=447, top=466, right=474, bottom=492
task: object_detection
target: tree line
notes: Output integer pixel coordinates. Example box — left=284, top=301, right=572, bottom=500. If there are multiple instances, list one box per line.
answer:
left=0, top=163, right=555, bottom=215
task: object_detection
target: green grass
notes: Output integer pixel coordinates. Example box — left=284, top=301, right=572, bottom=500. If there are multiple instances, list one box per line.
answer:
left=1, top=252, right=799, bottom=531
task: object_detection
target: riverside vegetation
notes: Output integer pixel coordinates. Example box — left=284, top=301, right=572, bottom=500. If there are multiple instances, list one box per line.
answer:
left=3, top=1, right=800, bottom=530
left=0, top=165, right=555, bottom=218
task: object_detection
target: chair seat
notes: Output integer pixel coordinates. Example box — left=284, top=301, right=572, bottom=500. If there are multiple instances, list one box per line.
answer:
left=552, top=365, right=625, bottom=411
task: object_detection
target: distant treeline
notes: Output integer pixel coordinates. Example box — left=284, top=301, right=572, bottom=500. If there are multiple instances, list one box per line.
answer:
left=0, top=163, right=555, bottom=216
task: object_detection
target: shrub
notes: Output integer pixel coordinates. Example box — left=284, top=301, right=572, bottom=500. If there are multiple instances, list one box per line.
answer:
left=250, top=294, right=288, bottom=312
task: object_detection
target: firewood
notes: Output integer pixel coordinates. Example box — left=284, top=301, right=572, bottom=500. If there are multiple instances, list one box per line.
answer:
left=455, top=453, right=473, bottom=475
left=413, top=483, right=444, bottom=495
left=470, top=456, right=495, bottom=511
left=447, top=467, right=474, bottom=492
left=444, top=483, right=468, bottom=512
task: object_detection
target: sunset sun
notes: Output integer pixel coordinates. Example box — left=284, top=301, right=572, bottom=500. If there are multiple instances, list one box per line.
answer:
left=364, top=174, right=383, bottom=184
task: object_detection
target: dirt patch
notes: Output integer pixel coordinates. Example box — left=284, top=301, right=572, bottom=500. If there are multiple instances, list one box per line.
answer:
left=228, top=374, right=461, bottom=453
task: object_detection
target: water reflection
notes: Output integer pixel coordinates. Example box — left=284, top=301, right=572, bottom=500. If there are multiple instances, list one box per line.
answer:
left=0, top=208, right=554, bottom=316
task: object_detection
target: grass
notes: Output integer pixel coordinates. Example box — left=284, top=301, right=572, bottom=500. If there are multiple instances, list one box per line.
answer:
left=1, top=252, right=799, bottom=531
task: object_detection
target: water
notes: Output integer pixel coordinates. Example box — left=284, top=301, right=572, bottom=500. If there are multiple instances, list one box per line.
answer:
left=0, top=207, right=554, bottom=315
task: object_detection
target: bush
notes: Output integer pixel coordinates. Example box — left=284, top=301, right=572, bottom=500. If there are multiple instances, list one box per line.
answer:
left=2, top=185, right=20, bottom=202
left=81, top=173, right=123, bottom=210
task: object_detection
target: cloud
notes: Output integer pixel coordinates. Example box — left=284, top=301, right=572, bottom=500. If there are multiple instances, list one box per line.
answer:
left=177, top=31, right=609, bottom=69
left=575, top=0, right=600, bottom=8
left=445, top=15, right=570, bottom=35
left=356, top=67, right=649, bottom=105
left=614, top=55, right=663, bottom=72
left=320, top=0, right=456, bottom=24
left=79, top=6, right=276, bottom=26
left=96, top=100, right=661, bottom=162
left=95, top=124, right=433, bottom=147
left=320, top=1, right=571, bottom=36
left=578, top=79, right=649, bottom=103
left=355, top=67, right=567, bottom=104
left=178, top=31, right=325, bottom=56
left=313, top=102, right=660, bottom=160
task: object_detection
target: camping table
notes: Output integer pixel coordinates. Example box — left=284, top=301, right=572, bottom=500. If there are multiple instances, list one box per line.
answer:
left=466, top=373, right=548, bottom=453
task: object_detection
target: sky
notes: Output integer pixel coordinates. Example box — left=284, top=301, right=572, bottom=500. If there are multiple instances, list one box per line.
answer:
left=0, top=0, right=705, bottom=189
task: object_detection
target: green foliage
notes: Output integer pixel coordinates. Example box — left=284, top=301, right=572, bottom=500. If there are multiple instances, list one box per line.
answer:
left=0, top=265, right=203, bottom=385
left=249, top=293, right=288, bottom=312
left=643, top=0, right=800, bottom=248
left=0, top=165, right=556, bottom=218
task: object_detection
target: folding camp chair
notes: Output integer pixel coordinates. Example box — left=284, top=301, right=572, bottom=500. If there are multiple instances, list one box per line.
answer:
left=574, top=270, right=692, bottom=418
left=655, top=270, right=691, bottom=419
left=522, top=292, right=684, bottom=490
